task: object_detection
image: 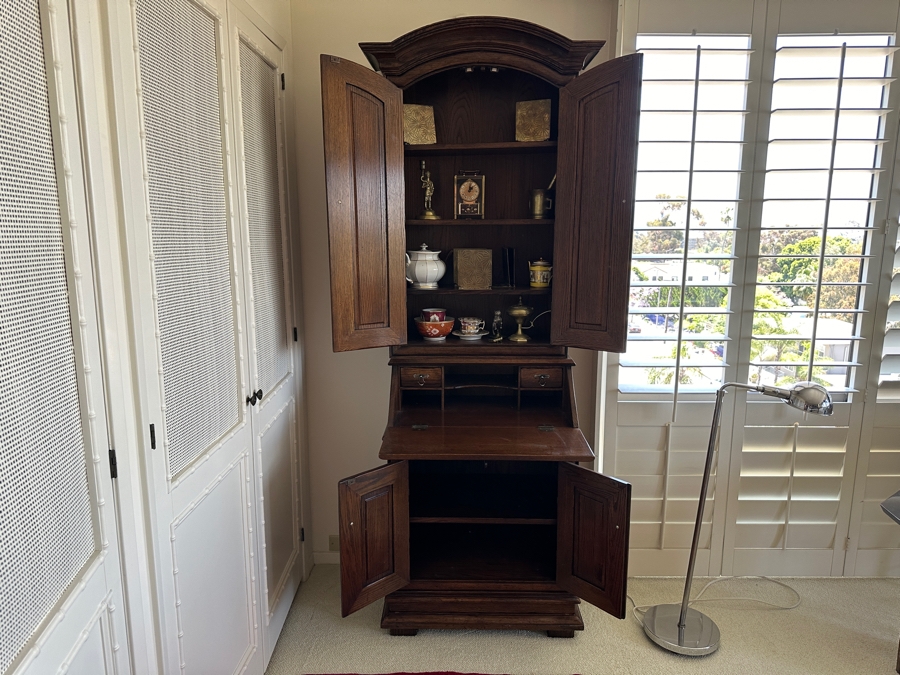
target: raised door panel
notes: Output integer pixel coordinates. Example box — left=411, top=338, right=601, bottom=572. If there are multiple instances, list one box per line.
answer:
left=556, top=462, right=631, bottom=619
left=320, top=54, right=406, bottom=352
left=339, top=461, right=410, bottom=616
left=551, top=54, right=642, bottom=352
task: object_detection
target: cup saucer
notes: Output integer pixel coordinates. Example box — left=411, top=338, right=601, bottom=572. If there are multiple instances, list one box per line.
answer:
left=452, top=329, right=489, bottom=341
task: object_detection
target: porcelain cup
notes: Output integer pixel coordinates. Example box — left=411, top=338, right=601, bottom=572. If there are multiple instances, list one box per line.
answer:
left=458, top=317, right=485, bottom=335
left=422, top=308, right=446, bottom=322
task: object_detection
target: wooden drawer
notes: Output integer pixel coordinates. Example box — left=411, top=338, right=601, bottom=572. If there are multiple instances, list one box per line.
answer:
left=520, top=367, right=563, bottom=389
left=401, top=367, right=442, bottom=388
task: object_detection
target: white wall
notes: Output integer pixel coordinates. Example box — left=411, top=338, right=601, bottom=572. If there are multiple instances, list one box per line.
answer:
left=288, top=0, right=618, bottom=560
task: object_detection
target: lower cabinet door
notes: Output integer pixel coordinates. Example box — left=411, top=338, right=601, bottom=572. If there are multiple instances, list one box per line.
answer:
left=339, top=461, right=410, bottom=616
left=556, top=462, right=631, bottom=618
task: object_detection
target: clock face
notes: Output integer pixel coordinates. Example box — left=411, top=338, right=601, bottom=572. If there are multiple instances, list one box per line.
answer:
left=459, top=179, right=480, bottom=203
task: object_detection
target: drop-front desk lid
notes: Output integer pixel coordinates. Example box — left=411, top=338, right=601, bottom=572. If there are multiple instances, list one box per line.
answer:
left=380, top=425, right=594, bottom=462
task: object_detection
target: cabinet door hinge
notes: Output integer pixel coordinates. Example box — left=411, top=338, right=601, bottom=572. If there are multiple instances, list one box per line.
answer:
left=293, top=327, right=298, bottom=342
left=149, top=423, right=156, bottom=450
left=109, top=449, right=118, bottom=479
left=281, top=73, right=285, bottom=90
left=412, top=424, right=429, bottom=431
left=538, top=424, right=555, bottom=431
left=301, top=527, right=305, bottom=542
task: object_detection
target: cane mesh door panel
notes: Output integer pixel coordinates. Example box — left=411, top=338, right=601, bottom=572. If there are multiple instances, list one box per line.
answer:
left=0, top=1, right=95, bottom=670
left=239, top=40, right=290, bottom=394
left=135, top=0, right=240, bottom=476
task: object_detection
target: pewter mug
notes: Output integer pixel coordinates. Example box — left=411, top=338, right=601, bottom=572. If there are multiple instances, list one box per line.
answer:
left=529, top=189, right=553, bottom=219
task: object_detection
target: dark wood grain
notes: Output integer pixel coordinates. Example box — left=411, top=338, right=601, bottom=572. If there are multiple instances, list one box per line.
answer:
left=551, top=53, right=642, bottom=352
left=360, top=17, right=604, bottom=88
left=556, top=462, right=631, bottom=619
left=380, top=425, right=594, bottom=462
left=405, top=141, right=558, bottom=156
left=338, top=462, right=410, bottom=616
left=320, top=55, right=407, bottom=352
left=381, top=599, right=583, bottom=633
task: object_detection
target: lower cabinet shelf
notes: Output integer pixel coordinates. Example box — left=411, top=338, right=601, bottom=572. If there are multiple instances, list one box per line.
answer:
left=410, top=522, right=557, bottom=582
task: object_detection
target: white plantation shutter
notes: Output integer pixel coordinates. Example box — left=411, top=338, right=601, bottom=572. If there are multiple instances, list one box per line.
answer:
left=728, top=404, right=853, bottom=575
left=879, top=236, right=900, bottom=397
left=612, top=34, right=753, bottom=576
left=609, top=1, right=900, bottom=577
left=615, top=402, right=718, bottom=574
left=851, top=406, right=900, bottom=575
left=721, top=34, right=896, bottom=577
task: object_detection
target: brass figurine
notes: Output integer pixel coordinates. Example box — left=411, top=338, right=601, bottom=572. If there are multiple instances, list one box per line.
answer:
left=418, top=160, right=440, bottom=220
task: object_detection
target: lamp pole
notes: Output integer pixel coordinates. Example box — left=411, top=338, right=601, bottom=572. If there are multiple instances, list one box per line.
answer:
left=642, top=381, right=833, bottom=656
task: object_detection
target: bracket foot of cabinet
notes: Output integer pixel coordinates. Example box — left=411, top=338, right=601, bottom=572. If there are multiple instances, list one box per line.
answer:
left=381, top=590, right=584, bottom=635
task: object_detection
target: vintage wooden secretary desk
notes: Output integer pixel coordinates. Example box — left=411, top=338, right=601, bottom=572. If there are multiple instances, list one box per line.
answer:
left=320, top=17, right=641, bottom=637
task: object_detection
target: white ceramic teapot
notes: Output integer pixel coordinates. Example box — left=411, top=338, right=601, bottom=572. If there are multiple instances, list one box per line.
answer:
left=405, top=243, right=445, bottom=289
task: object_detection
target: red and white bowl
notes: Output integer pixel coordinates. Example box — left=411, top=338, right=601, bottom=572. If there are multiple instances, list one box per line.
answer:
left=414, top=316, right=454, bottom=341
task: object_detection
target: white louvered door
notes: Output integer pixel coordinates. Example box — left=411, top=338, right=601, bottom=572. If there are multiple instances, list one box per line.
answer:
left=228, top=4, right=301, bottom=661
left=1, top=1, right=129, bottom=673
left=128, top=0, right=264, bottom=672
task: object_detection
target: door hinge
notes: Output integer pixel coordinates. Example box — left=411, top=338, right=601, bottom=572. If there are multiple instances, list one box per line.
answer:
left=412, top=424, right=429, bottom=431
left=538, top=424, right=555, bottom=432
left=109, top=449, right=118, bottom=479
left=300, top=527, right=305, bottom=542
left=281, top=73, right=285, bottom=90
left=149, top=423, right=156, bottom=450
left=293, top=327, right=298, bottom=342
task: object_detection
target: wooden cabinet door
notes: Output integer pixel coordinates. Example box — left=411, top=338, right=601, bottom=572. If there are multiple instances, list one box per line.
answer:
left=556, top=462, right=631, bottom=619
left=551, top=54, right=642, bottom=352
left=321, top=55, right=406, bottom=352
left=338, top=461, right=410, bottom=616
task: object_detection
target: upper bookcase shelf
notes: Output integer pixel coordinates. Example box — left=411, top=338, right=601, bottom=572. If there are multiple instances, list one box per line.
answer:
left=404, top=141, right=558, bottom=156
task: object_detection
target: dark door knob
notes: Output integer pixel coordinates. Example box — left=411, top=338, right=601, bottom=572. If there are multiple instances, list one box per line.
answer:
left=255, top=389, right=263, bottom=401
left=247, top=392, right=258, bottom=406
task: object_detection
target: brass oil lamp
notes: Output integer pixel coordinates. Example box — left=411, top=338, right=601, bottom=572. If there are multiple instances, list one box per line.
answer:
left=506, top=297, right=550, bottom=342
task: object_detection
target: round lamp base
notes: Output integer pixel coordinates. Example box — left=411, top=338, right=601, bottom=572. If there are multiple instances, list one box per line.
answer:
left=642, top=604, right=720, bottom=656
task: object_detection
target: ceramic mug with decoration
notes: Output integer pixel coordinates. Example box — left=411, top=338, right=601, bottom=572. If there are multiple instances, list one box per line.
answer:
left=458, top=317, right=485, bottom=335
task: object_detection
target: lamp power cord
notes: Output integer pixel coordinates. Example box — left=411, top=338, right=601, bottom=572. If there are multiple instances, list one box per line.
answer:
left=628, top=576, right=802, bottom=626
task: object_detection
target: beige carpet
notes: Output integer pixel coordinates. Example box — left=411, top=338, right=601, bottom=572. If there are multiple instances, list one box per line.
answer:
left=265, top=565, right=900, bottom=675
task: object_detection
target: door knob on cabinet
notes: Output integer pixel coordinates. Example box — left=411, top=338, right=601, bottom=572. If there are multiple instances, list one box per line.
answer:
left=246, top=389, right=264, bottom=406
left=256, top=389, right=263, bottom=400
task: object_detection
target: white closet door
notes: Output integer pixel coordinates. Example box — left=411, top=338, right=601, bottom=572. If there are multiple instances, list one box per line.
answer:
left=128, top=0, right=262, bottom=672
left=227, top=4, right=301, bottom=661
left=1, top=1, right=128, bottom=673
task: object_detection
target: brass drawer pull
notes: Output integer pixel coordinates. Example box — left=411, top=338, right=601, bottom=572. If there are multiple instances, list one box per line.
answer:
left=415, top=373, right=429, bottom=386
left=534, top=373, right=549, bottom=387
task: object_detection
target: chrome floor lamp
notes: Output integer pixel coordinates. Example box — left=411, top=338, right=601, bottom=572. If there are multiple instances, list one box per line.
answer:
left=642, top=381, right=834, bottom=656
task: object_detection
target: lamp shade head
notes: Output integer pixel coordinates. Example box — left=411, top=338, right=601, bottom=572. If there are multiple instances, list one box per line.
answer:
left=785, top=381, right=833, bottom=416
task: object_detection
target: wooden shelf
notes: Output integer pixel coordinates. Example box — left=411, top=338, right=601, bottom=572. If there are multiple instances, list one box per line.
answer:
left=407, top=287, right=550, bottom=295
left=404, top=141, right=558, bottom=156
left=410, top=517, right=557, bottom=525
left=410, top=522, right=557, bottom=581
left=406, top=219, right=553, bottom=226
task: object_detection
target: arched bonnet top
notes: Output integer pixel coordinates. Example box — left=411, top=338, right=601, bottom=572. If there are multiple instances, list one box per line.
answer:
left=359, top=17, right=606, bottom=89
